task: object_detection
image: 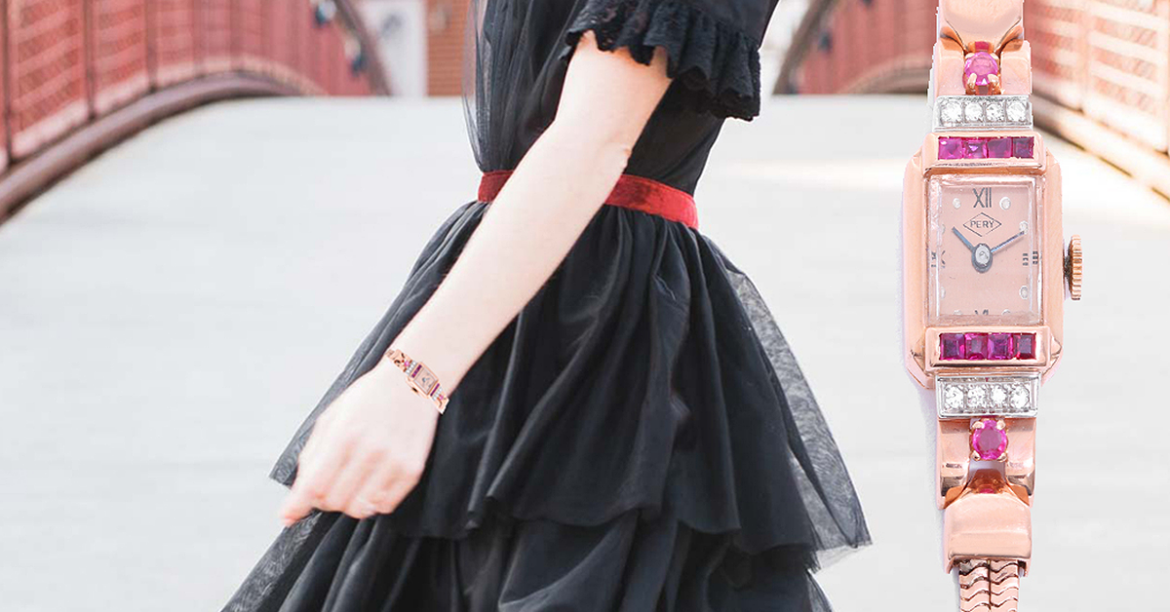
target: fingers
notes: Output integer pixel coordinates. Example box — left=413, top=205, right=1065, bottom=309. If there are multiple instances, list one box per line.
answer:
left=322, top=440, right=387, bottom=518
left=276, top=376, right=437, bottom=526
left=349, top=455, right=425, bottom=518
left=280, top=423, right=352, bottom=526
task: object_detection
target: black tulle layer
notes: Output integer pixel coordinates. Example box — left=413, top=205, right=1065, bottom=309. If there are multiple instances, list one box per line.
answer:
left=224, top=509, right=834, bottom=612
left=227, top=201, right=869, bottom=611
left=562, top=0, right=765, bottom=120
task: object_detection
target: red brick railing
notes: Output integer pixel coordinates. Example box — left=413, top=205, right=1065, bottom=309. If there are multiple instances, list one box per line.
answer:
left=0, top=0, right=386, bottom=219
left=777, top=0, right=1170, bottom=198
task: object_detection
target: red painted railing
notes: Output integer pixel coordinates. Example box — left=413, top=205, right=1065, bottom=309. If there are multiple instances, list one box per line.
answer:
left=0, top=0, right=385, bottom=185
left=778, top=0, right=1170, bottom=196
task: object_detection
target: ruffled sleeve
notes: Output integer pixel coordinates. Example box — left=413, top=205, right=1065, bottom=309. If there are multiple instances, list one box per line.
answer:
left=561, top=0, right=779, bottom=121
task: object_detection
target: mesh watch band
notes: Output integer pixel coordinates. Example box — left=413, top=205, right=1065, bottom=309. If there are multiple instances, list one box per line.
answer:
left=958, top=559, right=1023, bottom=612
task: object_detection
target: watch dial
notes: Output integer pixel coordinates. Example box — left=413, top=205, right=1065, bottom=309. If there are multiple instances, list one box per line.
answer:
left=927, top=174, right=1042, bottom=326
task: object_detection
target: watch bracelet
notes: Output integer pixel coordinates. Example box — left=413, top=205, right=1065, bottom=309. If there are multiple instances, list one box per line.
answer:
left=930, top=3, right=1038, bottom=611
left=383, top=347, right=450, bottom=414
left=957, top=559, right=1023, bottom=612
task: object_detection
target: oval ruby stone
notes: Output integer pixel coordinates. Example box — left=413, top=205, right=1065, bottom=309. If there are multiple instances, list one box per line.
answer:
left=971, top=418, right=1008, bottom=460
left=964, top=51, right=1000, bottom=87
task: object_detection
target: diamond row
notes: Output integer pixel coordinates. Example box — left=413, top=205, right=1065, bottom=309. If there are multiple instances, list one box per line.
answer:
left=937, top=375, right=1039, bottom=419
left=934, top=95, right=1032, bottom=131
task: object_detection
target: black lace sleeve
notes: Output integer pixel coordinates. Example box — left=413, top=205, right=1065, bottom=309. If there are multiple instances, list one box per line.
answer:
left=560, top=0, right=780, bottom=121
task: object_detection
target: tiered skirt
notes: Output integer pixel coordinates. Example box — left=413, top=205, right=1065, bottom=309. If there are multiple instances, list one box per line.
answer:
left=221, top=196, right=870, bottom=612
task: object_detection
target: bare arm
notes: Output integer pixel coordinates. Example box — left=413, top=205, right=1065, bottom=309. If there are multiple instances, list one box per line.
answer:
left=386, top=30, right=672, bottom=394
left=279, top=31, right=673, bottom=525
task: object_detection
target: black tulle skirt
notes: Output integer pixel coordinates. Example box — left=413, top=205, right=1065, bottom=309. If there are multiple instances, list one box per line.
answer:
left=221, top=200, right=870, bottom=612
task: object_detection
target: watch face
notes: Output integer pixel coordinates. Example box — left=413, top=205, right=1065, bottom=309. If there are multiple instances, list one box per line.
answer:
left=927, top=174, right=1042, bottom=326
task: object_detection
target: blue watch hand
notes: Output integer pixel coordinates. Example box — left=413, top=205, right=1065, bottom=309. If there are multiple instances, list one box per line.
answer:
left=952, top=227, right=976, bottom=252
left=991, top=230, right=1026, bottom=254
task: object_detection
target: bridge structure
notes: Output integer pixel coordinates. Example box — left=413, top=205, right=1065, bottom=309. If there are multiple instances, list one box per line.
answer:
left=776, top=0, right=1170, bottom=198
left=0, top=0, right=387, bottom=221
left=0, top=4, right=1166, bottom=611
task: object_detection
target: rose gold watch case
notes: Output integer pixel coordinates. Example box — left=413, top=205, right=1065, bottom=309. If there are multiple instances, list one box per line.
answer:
left=903, top=139, right=1064, bottom=390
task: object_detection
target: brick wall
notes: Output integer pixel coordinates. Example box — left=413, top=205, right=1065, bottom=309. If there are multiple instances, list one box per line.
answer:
left=426, top=0, right=469, bottom=95
left=0, top=0, right=380, bottom=176
left=788, top=0, right=1170, bottom=152
left=150, top=0, right=199, bottom=87
left=6, top=0, right=89, bottom=157
left=89, top=0, right=150, bottom=115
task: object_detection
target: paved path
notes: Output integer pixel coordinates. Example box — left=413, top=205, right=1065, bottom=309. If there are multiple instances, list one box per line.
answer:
left=1, top=97, right=1165, bottom=611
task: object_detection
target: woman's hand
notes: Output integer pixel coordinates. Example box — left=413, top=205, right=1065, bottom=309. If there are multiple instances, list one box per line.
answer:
left=279, top=362, right=440, bottom=525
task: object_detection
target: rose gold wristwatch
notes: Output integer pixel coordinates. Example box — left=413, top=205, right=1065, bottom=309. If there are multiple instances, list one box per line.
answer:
left=902, top=2, right=1083, bottom=609
left=384, top=347, right=450, bottom=414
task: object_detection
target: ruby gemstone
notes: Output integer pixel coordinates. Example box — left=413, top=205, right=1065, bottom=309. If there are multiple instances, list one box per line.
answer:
left=987, top=137, right=1013, bottom=159
left=1014, top=333, right=1037, bottom=359
left=964, top=138, right=988, bottom=159
left=964, top=51, right=1000, bottom=87
left=987, top=333, right=1015, bottom=359
left=940, top=333, right=965, bottom=360
left=964, top=333, right=989, bottom=360
left=1013, top=137, right=1035, bottom=158
left=939, top=137, right=964, bottom=160
left=971, top=419, right=1008, bottom=460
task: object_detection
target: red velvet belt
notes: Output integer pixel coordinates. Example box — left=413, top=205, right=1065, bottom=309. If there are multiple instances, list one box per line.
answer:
left=477, top=170, right=698, bottom=229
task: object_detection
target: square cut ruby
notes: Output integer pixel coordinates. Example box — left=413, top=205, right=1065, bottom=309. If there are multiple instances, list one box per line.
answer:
left=939, top=137, right=964, bottom=160
left=987, top=333, right=1014, bottom=359
left=964, top=138, right=988, bottom=159
left=1014, top=333, right=1036, bottom=359
left=1012, top=137, right=1035, bottom=158
left=940, top=333, right=965, bottom=360
left=964, top=333, right=988, bottom=360
left=987, top=137, right=1013, bottom=159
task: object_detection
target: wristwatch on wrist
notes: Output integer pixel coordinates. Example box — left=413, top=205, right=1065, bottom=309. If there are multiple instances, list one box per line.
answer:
left=902, top=1, right=1083, bottom=609
left=383, top=347, right=451, bottom=414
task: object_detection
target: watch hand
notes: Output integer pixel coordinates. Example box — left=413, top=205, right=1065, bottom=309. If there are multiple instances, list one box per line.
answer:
left=951, top=227, right=976, bottom=252
left=990, top=230, right=1026, bottom=254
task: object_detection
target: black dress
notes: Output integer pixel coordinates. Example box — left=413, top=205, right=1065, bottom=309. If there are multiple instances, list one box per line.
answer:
left=221, top=0, right=870, bottom=610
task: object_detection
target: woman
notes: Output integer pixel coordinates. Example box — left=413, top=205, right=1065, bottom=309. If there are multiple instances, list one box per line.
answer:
left=222, top=0, right=870, bottom=609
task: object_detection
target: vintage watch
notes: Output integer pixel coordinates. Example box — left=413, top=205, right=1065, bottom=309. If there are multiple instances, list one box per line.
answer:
left=902, top=1, right=1082, bottom=609
left=383, top=347, right=451, bottom=414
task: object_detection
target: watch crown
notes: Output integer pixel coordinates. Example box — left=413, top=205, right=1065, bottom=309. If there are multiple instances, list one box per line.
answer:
left=1065, top=235, right=1083, bottom=301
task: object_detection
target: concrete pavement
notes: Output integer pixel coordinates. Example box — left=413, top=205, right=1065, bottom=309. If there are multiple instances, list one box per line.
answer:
left=1, top=97, right=1165, bottom=611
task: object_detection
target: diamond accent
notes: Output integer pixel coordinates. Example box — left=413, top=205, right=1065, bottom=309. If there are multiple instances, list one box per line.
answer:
left=933, top=95, right=1033, bottom=131
left=1007, top=99, right=1028, bottom=122
left=941, top=99, right=962, bottom=123
left=989, top=385, right=1008, bottom=407
left=936, top=374, right=1040, bottom=418
left=985, top=101, right=1005, bottom=122
left=1010, top=386, right=1030, bottom=410
left=967, top=386, right=988, bottom=409
left=945, top=386, right=965, bottom=409
left=964, top=101, right=984, bottom=122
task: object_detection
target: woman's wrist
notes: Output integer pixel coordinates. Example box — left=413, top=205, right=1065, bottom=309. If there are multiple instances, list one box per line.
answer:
left=368, top=358, right=442, bottom=417
left=375, top=336, right=458, bottom=414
